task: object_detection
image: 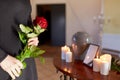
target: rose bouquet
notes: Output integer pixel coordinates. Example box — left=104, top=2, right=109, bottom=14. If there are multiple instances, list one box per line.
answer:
left=16, top=17, right=48, bottom=69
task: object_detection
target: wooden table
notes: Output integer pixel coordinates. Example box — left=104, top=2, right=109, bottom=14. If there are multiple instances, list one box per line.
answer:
left=53, top=53, right=120, bottom=80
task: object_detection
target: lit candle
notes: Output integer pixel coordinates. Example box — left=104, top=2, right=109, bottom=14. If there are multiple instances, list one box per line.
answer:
left=93, top=57, right=101, bottom=72
left=66, top=51, right=72, bottom=63
left=61, top=45, right=70, bottom=60
left=100, top=60, right=109, bottom=75
left=100, top=54, right=112, bottom=70
left=61, top=46, right=66, bottom=60
left=67, top=69, right=71, bottom=73
left=64, top=68, right=67, bottom=72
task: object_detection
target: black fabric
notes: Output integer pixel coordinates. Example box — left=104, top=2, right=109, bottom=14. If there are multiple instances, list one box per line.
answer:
left=15, top=58, right=38, bottom=80
left=0, top=0, right=38, bottom=80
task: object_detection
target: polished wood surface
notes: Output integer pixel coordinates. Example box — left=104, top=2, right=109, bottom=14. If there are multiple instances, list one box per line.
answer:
left=53, top=53, right=120, bottom=80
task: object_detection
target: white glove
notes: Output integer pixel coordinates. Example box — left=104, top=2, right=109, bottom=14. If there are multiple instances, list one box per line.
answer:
left=0, top=55, right=23, bottom=80
left=28, top=37, right=39, bottom=46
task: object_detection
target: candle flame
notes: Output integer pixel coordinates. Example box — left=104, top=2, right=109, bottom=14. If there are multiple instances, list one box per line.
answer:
left=68, top=70, right=71, bottom=73
left=64, top=68, right=67, bottom=71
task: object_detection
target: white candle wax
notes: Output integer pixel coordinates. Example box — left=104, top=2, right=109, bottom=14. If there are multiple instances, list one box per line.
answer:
left=66, top=51, right=72, bottom=62
left=100, top=54, right=112, bottom=70
left=61, top=47, right=66, bottom=60
left=93, top=58, right=101, bottom=72
left=100, top=60, right=109, bottom=75
left=61, top=46, right=70, bottom=60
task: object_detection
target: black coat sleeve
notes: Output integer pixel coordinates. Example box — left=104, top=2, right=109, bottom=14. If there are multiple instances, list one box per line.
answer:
left=0, top=48, right=8, bottom=62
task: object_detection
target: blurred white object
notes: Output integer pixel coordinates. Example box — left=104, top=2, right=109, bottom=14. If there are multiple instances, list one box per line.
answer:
left=102, top=33, right=120, bottom=51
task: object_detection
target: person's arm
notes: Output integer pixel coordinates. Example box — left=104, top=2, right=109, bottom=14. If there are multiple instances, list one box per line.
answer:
left=0, top=48, right=8, bottom=62
left=0, top=55, right=23, bottom=79
left=0, top=48, right=23, bottom=79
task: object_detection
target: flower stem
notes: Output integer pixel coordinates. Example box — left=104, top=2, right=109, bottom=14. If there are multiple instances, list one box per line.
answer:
left=19, top=44, right=29, bottom=62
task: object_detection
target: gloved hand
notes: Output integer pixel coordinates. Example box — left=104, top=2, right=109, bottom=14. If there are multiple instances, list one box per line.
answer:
left=28, top=37, right=39, bottom=46
left=0, top=55, right=23, bottom=80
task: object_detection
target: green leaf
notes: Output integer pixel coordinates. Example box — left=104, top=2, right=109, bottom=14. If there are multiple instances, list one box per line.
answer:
left=29, top=45, right=37, bottom=52
left=23, top=48, right=31, bottom=59
left=27, top=33, right=38, bottom=38
left=22, top=61, right=27, bottom=69
left=19, top=24, right=33, bottom=34
left=111, top=57, right=120, bottom=73
left=39, top=56, right=45, bottom=64
left=34, top=26, right=41, bottom=34
left=16, top=55, right=21, bottom=60
left=18, top=32, right=27, bottom=45
left=31, top=49, right=45, bottom=58
left=34, top=25, right=45, bottom=35
left=40, top=29, right=45, bottom=33
left=36, top=25, right=42, bottom=30
left=29, top=46, right=45, bottom=57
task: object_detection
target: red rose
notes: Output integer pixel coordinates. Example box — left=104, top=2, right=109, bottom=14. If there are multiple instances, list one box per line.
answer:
left=33, top=16, right=48, bottom=29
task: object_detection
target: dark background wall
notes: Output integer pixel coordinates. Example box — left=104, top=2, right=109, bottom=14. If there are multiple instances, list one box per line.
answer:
left=37, top=4, right=66, bottom=46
